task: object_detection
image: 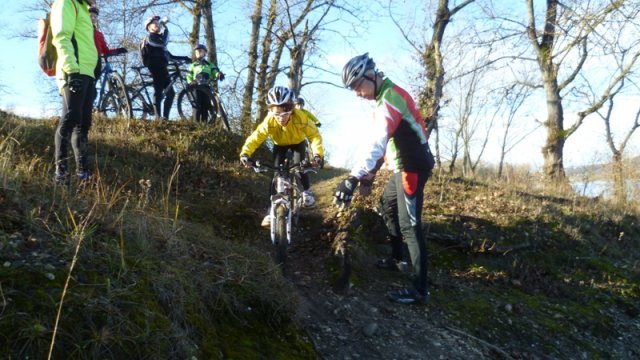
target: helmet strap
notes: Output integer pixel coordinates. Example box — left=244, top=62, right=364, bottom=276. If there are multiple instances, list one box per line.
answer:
left=363, top=72, right=378, bottom=98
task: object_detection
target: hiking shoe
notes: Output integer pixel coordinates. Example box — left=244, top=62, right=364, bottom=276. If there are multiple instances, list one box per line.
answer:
left=76, top=171, right=92, bottom=182
left=375, top=258, right=409, bottom=272
left=261, top=215, right=271, bottom=228
left=302, top=190, right=316, bottom=208
left=387, top=287, right=429, bottom=305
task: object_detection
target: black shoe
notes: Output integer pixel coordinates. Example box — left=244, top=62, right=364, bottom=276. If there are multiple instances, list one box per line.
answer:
left=76, top=171, right=92, bottom=182
left=388, top=287, right=429, bottom=305
left=375, top=258, right=409, bottom=272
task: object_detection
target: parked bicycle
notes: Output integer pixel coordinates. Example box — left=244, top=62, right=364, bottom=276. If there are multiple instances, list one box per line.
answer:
left=249, top=156, right=317, bottom=265
left=177, top=80, right=230, bottom=131
left=94, top=53, right=131, bottom=118
left=127, top=57, right=191, bottom=120
left=127, top=65, right=156, bottom=120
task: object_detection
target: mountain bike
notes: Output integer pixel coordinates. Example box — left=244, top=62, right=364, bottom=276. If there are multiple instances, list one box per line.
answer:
left=127, top=56, right=192, bottom=120
left=250, top=157, right=317, bottom=265
left=177, top=82, right=230, bottom=131
left=94, top=53, right=131, bottom=118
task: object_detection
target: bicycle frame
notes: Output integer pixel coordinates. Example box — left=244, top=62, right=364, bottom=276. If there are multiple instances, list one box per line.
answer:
left=94, top=59, right=113, bottom=107
left=253, top=160, right=316, bottom=244
left=128, top=66, right=156, bottom=119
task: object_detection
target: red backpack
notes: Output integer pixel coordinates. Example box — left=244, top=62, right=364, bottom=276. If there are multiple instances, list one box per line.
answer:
left=37, top=1, right=78, bottom=76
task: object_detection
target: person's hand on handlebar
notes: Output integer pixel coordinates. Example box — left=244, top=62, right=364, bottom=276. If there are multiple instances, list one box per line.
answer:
left=313, top=155, right=324, bottom=169
left=240, top=155, right=253, bottom=168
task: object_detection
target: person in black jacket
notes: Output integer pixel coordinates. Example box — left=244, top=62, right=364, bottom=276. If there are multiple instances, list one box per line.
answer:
left=141, top=15, right=188, bottom=120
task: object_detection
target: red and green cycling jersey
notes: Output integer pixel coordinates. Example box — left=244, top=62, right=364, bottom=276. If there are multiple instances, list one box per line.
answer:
left=349, top=77, right=432, bottom=179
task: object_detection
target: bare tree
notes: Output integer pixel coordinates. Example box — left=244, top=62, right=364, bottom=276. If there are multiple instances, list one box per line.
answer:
left=496, top=83, right=537, bottom=179
left=388, top=0, right=476, bottom=169
left=520, top=0, right=640, bottom=183
left=598, top=78, right=640, bottom=204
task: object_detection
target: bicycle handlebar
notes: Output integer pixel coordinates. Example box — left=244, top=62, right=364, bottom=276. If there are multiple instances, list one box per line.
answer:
left=250, top=159, right=318, bottom=174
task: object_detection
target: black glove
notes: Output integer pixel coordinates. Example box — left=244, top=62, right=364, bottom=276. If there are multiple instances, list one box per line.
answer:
left=316, top=123, right=322, bottom=128
left=67, top=73, right=83, bottom=94
left=314, top=155, right=324, bottom=169
left=240, top=155, right=251, bottom=167
left=116, top=47, right=128, bottom=55
left=334, top=176, right=359, bottom=207
left=217, top=72, right=225, bottom=81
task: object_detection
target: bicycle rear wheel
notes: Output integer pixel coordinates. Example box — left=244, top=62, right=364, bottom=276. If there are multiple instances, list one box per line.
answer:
left=128, top=88, right=153, bottom=121
left=274, top=204, right=288, bottom=265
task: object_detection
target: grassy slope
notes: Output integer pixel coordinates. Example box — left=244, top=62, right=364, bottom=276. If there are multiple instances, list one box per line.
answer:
left=0, top=111, right=639, bottom=358
left=0, top=112, right=313, bottom=359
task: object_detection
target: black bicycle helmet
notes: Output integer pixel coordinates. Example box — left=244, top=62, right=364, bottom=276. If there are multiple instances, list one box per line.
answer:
left=342, top=52, right=376, bottom=88
left=145, top=16, right=161, bottom=30
left=266, top=86, right=294, bottom=106
left=294, top=97, right=305, bottom=106
left=195, top=44, right=207, bottom=52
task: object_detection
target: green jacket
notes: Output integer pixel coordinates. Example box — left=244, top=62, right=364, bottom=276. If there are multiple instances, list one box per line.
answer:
left=51, top=0, right=98, bottom=89
left=186, top=58, right=221, bottom=84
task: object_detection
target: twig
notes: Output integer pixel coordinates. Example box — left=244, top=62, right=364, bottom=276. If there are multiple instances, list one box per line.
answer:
left=0, top=282, right=6, bottom=317
left=445, top=326, right=514, bottom=360
left=48, top=204, right=97, bottom=360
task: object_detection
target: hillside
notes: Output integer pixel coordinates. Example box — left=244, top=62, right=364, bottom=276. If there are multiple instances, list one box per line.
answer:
left=0, top=111, right=639, bottom=359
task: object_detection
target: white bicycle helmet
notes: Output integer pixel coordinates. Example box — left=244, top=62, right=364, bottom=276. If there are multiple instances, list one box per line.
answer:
left=342, top=52, right=376, bottom=88
left=266, top=86, right=294, bottom=106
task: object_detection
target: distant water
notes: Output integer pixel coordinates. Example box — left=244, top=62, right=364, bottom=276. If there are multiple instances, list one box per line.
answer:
left=571, top=179, right=640, bottom=199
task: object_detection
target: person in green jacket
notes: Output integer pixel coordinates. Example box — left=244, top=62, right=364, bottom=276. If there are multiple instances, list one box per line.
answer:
left=186, top=44, right=225, bottom=122
left=51, top=0, right=99, bottom=183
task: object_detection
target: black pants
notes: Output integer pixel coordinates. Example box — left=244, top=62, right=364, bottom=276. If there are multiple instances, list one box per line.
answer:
left=194, top=87, right=213, bottom=122
left=55, top=74, right=95, bottom=174
left=148, top=63, right=175, bottom=119
left=380, top=162, right=434, bottom=295
left=271, top=142, right=310, bottom=194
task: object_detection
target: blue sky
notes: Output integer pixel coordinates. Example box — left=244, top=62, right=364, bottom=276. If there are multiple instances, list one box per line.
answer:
left=1, top=1, right=637, bottom=170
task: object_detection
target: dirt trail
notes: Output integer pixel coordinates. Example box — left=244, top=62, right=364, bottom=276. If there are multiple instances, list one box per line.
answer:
left=283, top=175, right=493, bottom=360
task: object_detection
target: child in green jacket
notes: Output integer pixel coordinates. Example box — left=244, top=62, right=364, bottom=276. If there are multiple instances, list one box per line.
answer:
left=186, top=44, right=225, bottom=122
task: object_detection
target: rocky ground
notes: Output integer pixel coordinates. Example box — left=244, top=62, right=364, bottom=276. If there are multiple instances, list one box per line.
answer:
left=280, top=178, right=497, bottom=360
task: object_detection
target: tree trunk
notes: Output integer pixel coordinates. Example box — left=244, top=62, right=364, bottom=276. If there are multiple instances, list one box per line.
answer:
left=255, top=0, right=279, bottom=127
left=188, top=1, right=202, bottom=50
left=612, top=152, right=626, bottom=204
left=541, top=76, right=566, bottom=182
left=240, top=0, right=263, bottom=135
left=201, top=0, right=218, bottom=91
left=421, top=0, right=449, bottom=139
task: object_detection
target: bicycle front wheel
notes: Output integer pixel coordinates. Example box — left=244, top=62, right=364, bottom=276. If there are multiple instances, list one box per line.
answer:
left=213, top=93, right=231, bottom=131
left=177, top=86, right=216, bottom=124
left=108, top=73, right=132, bottom=118
left=274, top=204, right=288, bottom=265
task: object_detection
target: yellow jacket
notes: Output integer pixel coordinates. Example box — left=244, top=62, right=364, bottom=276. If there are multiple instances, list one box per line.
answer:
left=240, top=109, right=324, bottom=158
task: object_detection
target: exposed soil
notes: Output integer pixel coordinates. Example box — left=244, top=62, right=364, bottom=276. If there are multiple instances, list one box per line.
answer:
left=282, top=177, right=494, bottom=359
